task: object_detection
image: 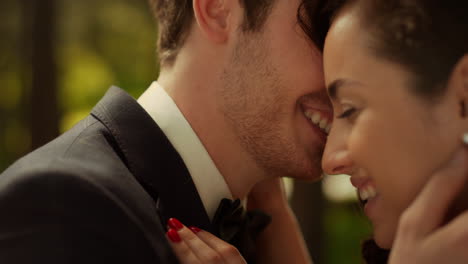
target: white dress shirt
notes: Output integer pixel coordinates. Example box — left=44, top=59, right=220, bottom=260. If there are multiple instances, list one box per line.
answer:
left=137, top=82, right=233, bottom=220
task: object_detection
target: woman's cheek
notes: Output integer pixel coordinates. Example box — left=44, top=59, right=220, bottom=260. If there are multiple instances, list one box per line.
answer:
left=346, top=112, right=377, bottom=169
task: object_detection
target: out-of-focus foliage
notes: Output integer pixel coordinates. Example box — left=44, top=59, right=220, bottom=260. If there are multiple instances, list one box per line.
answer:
left=0, top=0, right=157, bottom=169
left=0, top=1, right=371, bottom=263
left=1, top=0, right=25, bottom=170
left=325, top=202, right=372, bottom=263
left=57, top=0, right=158, bottom=130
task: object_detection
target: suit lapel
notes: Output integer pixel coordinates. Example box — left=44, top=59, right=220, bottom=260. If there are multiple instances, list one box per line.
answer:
left=91, top=86, right=213, bottom=232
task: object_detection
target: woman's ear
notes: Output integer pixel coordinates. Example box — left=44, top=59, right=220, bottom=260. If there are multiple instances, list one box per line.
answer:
left=193, top=0, right=238, bottom=43
left=450, top=54, right=468, bottom=118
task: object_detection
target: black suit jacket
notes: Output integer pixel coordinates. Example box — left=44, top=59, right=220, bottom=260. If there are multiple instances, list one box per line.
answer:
left=0, top=87, right=215, bottom=263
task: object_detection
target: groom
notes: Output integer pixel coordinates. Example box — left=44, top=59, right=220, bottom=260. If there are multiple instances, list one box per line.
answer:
left=0, top=0, right=330, bottom=263
left=1, top=0, right=467, bottom=263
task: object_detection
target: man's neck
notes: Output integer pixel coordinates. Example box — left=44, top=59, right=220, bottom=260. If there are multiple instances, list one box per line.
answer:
left=157, top=66, right=268, bottom=200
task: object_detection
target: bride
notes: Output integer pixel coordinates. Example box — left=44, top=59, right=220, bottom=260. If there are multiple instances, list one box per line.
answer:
left=165, top=0, right=468, bottom=263
left=321, top=0, right=468, bottom=263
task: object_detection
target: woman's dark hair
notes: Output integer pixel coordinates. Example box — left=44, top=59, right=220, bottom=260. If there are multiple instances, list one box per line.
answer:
left=364, top=0, right=467, bottom=100
left=303, top=0, right=468, bottom=263
left=323, top=0, right=468, bottom=100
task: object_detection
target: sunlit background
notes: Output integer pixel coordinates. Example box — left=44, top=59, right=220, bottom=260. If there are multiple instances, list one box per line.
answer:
left=0, top=0, right=371, bottom=263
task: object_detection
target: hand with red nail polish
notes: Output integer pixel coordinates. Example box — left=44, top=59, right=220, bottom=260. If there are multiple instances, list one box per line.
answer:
left=168, top=218, right=183, bottom=230
left=166, top=229, right=181, bottom=243
left=166, top=219, right=246, bottom=264
left=189, top=226, right=201, bottom=233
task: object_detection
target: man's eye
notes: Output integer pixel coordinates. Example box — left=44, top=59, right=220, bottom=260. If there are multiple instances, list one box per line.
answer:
left=337, top=108, right=356, bottom=119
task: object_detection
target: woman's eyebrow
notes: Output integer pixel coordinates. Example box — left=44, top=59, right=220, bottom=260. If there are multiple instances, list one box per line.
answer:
left=327, top=79, right=362, bottom=100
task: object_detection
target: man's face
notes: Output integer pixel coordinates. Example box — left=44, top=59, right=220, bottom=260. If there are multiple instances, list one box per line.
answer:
left=219, top=0, right=331, bottom=180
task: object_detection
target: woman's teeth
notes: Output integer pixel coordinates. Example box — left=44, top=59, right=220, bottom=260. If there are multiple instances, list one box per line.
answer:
left=359, top=185, right=378, bottom=201
left=304, top=110, right=331, bottom=134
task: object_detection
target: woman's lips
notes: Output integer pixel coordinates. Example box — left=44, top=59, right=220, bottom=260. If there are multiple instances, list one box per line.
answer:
left=364, top=193, right=380, bottom=219
left=352, top=179, right=380, bottom=219
left=358, top=184, right=378, bottom=201
left=351, top=176, right=379, bottom=214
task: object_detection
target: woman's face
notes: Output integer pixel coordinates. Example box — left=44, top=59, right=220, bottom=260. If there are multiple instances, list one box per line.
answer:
left=322, top=4, right=464, bottom=249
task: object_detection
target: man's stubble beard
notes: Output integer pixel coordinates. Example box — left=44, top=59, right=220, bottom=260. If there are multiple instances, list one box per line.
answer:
left=219, top=31, right=323, bottom=179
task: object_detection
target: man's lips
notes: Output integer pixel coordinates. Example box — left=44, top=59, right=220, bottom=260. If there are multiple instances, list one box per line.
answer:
left=298, top=93, right=333, bottom=116
left=303, top=108, right=332, bottom=135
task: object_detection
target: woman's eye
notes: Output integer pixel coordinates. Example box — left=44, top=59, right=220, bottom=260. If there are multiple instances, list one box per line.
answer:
left=337, top=108, right=356, bottom=119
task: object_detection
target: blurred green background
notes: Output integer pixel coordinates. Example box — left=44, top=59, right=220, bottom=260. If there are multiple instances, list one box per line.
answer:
left=0, top=0, right=371, bottom=263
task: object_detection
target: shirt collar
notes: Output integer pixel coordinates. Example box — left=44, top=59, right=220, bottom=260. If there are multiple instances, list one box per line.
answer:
left=137, top=82, right=233, bottom=220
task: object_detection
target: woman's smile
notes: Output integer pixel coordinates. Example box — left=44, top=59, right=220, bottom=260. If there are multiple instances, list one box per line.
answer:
left=322, top=0, right=467, bottom=249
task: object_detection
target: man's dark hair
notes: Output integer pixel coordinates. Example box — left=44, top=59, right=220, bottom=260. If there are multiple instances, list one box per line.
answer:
left=149, top=0, right=277, bottom=65
left=297, top=0, right=330, bottom=51
left=149, top=0, right=334, bottom=66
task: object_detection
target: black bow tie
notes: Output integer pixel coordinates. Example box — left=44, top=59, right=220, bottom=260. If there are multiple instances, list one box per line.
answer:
left=212, top=198, right=271, bottom=263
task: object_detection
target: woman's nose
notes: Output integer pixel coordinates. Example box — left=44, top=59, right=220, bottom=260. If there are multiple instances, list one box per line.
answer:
left=322, top=124, right=354, bottom=175
left=322, top=149, right=354, bottom=175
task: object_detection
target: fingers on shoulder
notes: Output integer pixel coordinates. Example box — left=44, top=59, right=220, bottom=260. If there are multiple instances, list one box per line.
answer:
left=165, top=218, right=236, bottom=264
left=166, top=228, right=202, bottom=264
left=195, top=231, right=245, bottom=263
left=165, top=218, right=246, bottom=264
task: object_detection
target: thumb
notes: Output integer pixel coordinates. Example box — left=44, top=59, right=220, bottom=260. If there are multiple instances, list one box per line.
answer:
left=402, top=144, right=468, bottom=237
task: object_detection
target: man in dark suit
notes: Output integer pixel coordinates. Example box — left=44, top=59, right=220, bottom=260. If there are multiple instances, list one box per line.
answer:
left=0, top=0, right=331, bottom=263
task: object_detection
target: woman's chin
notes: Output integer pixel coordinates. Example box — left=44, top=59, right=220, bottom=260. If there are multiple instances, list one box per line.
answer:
left=374, top=237, right=392, bottom=250
left=373, top=225, right=395, bottom=250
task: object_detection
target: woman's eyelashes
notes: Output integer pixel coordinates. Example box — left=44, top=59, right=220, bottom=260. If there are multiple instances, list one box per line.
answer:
left=337, top=106, right=358, bottom=120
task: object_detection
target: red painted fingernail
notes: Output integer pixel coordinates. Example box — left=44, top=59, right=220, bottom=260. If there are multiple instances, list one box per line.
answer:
left=189, top=226, right=201, bottom=233
left=167, top=229, right=181, bottom=243
left=168, top=218, right=183, bottom=230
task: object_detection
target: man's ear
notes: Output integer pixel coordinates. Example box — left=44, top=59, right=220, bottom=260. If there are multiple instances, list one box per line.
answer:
left=193, top=0, right=237, bottom=43
left=450, top=54, right=468, bottom=118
